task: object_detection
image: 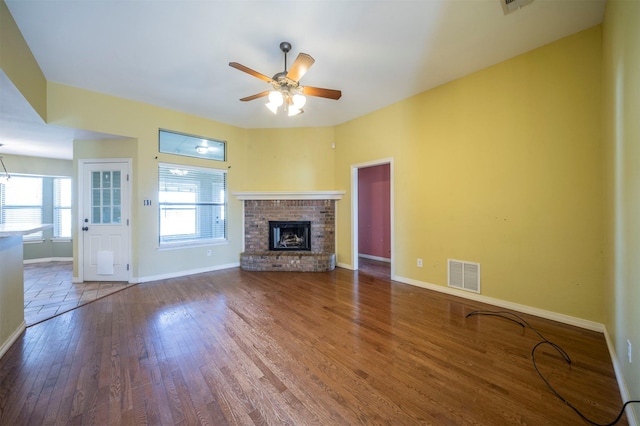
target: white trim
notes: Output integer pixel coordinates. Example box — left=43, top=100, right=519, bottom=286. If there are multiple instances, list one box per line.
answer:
left=134, top=262, right=239, bottom=284
left=337, top=262, right=355, bottom=270
left=157, top=240, right=229, bottom=251
left=240, top=200, right=245, bottom=252
left=51, top=238, right=72, bottom=243
left=22, top=239, right=44, bottom=244
left=604, top=328, right=639, bottom=426
left=23, top=257, right=73, bottom=264
left=351, top=166, right=359, bottom=271
left=392, top=273, right=605, bottom=332
left=334, top=200, right=339, bottom=264
left=350, top=158, right=394, bottom=276
left=159, top=161, right=229, bottom=175
left=0, top=321, right=26, bottom=360
left=77, top=158, right=132, bottom=283
left=359, top=254, right=391, bottom=263
left=232, top=191, right=345, bottom=200
left=372, top=270, right=637, bottom=423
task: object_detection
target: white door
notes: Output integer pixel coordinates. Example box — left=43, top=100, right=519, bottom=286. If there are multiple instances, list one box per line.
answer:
left=81, top=161, right=130, bottom=282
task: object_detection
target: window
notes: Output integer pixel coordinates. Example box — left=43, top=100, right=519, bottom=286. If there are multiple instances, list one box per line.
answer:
left=158, top=163, right=227, bottom=247
left=0, top=176, right=44, bottom=240
left=159, top=129, right=226, bottom=162
left=53, top=177, right=72, bottom=238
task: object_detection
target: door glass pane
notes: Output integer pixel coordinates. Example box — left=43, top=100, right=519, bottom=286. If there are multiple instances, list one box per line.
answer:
left=102, top=189, right=111, bottom=205
left=91, top=170, right=122, bottom=224
left=112, top=171, right=121, bottom=189
left=93, top=206, right=101, bottom=223
left=102, top=207, right=111, bottom=223
left=113, top=207, right=121, bottom=223
left=92, top=171, right=100, bottom=188
left=102, top=172, right=111, bottom=188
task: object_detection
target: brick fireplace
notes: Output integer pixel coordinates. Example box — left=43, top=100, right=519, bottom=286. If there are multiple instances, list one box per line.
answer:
left=233, top=192, right=344, bottom=272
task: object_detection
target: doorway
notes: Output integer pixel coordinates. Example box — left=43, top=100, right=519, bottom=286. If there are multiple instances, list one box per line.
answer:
left=78, top=159, right=131, bottom=282
left=351, top=158, right=393, bottom=277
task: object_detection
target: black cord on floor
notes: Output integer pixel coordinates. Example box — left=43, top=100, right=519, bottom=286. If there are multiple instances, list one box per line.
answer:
left=466, top=310, right=640, bottom=426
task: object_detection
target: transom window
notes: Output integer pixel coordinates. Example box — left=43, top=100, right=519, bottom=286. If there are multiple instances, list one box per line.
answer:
left=158, top=163, right=227, bottom=247
left=159, top=129, right=226, bottom=162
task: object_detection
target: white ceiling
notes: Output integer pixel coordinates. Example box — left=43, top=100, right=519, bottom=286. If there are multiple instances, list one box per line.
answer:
left=1, top=0, right=606, bottom=160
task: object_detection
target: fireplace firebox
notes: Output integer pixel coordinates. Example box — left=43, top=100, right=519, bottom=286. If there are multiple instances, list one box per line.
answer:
left=269, top=221, right=311, bottom=251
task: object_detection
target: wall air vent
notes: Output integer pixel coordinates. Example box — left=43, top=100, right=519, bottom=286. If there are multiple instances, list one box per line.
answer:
left=448, top=259, right=480, bottom=293
left=501, top=0, right=534, bottom=15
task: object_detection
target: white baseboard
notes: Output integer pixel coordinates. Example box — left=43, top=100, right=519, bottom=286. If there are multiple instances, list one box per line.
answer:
left=393, top=273, right=640, bottom=423
left=134, top=262, right=240, bottom=284
left=391, top=274, right=605, bottom=332
left=0, top=321, right=26, bottom=361
left=604, top=328, right=639, bottom=426
left=24, top=257, right=73, bottom=264
left=358, top=254, right=391, bottom=263
left=337, top=262, right=355, bottom=270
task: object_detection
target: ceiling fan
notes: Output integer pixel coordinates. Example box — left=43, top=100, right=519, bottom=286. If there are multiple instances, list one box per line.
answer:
left=229, top=42, right=342, bottom=116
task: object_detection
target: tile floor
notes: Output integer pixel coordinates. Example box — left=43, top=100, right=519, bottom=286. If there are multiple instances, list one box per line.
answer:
left=23, top=261, right=132, bottom=326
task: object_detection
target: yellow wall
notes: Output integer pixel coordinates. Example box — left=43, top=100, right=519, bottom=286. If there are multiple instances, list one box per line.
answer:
left=336, top=26, right=604, bottom=322
left=3, top=1, right=637, bottom=411
left=3, top=24, right=606, bottom=322
left=0, top=1, right=46, bottom=120
left=603, top=0, right=640, bottom=420
left=47, top=83, right=249, bottom=280
left=0, top=153, right=71, bottom=176
left=45, top=83, right=339, bottom=279
left=245, top=127, right=336, bottom=191
left=1, top=0, right=623, bottom=348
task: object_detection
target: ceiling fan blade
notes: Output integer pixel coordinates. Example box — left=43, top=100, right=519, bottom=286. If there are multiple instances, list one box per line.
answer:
left=302, top=86, right=342, bottom=100
left=286, top=53, right=315, bottom=82
left=239, top=91, right=270, bottom=102
left=229, top=62, right=273, bottom=83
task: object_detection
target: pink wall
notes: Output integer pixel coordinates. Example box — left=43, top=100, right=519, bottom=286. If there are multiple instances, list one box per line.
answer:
left=358, top=164, right=391, bottom=260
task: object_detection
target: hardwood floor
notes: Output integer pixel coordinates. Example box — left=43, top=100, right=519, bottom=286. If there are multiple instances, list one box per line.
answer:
left=0, top=263, right=628, bottom=425
left=357, top=256, right=391, bottom=279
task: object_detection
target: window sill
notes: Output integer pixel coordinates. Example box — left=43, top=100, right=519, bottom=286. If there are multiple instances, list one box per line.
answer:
left=51, top=238, right=72, bottom=243
left=23, top=239, right=45, bottom=245
left=157, top=239, right=229, bottom=251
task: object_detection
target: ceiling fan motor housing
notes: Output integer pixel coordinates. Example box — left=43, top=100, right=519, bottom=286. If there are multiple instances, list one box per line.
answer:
left=279, top=42, right=292, bottom=53
left=229, top=41, right=342, bottom=103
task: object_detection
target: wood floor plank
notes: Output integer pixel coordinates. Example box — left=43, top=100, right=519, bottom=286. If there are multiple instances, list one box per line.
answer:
left=0, top=260, right=629, bottom=425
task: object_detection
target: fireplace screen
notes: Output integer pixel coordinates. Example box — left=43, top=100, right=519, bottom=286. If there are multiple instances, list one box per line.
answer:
left=269, top=221, right=311, bottom=251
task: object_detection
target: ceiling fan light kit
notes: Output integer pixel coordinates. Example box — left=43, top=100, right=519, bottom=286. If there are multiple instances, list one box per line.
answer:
left=230, top=41, right=341, bottom=117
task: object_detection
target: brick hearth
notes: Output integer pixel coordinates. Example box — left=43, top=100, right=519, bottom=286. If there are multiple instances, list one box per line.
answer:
left=233, top=192, right=344, bottom=272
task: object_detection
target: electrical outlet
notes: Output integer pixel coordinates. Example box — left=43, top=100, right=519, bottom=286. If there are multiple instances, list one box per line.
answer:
left=206, top=249, right=212, bottom=257
left=628, top=339, right=632, bottom=363
left=417, top=258, right=423, bottom=267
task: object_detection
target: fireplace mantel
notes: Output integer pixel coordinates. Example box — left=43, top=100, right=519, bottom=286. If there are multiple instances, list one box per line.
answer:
left=233, top=191, right=345, bottom=201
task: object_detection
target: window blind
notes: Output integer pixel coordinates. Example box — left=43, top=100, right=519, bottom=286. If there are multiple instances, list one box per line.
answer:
left=53, top=177, right=72, bottom=238
left=158, top=163, right=227, bottom=246
left=0, top=176, right=44, bottom=240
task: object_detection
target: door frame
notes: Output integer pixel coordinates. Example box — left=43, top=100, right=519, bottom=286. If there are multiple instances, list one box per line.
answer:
left=351, top=157, right=394, bottom=277
left=77, top=158, right=132, bottom=283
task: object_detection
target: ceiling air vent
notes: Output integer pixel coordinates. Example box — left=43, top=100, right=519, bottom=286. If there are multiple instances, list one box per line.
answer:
left=501, top=0, right=534, bottom=15
left=448, top=259, right=480, bottom=294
